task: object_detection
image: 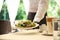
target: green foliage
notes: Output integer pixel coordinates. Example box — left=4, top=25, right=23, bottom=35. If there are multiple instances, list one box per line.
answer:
left=47, top=0, right=58, bottom=17
left=0, top=0, right=26, bottom=20
left=1, top=0, right=59, bottom=20
left=16, top=0, right=26, bottom=20
left=57, top=8, right=60, bottom=18
left=47, top=0, right=60, bottom=18
left=0, top=2, right=9, bottom=20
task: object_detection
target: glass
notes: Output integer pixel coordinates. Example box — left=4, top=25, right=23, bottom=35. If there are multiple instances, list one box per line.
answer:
left=52, top=19, right=60, bottom=40
left=46, top=16, right=54, bottom=35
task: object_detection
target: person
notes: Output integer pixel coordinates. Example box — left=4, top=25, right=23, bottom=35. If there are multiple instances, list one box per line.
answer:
left=26, top=0, right=49, bottom=28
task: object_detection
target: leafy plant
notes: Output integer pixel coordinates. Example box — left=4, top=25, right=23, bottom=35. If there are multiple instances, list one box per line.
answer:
left=16, top=0, right=27, bottom=20
left=47, top=0, right=58, bottom=17
left=0, top=0, right=27, bottom=20
left=57, top=8, right=60, bottom=18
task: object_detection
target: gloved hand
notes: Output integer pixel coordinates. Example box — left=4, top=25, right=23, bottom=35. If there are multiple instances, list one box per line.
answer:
left=33, top=21, right=39, bottom=24
left=33, top=21, right=40, bottom=29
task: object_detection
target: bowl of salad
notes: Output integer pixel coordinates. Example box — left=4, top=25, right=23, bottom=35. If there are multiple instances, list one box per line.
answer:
left=15, top=20, right=39, bottom=30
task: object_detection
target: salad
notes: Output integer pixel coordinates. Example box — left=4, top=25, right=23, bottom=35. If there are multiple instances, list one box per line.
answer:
left=15, top=20, right=36, bottom=28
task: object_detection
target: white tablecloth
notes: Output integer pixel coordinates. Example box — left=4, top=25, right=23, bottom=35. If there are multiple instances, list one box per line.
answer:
left=0, top=32, right=53, bottom=40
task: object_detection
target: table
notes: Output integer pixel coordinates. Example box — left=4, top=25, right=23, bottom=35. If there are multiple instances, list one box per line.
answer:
left=0, top=32, right=53, bottom=40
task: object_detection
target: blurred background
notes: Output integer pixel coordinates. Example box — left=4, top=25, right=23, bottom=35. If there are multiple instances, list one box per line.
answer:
left=0, top=0, right=60, bottom=20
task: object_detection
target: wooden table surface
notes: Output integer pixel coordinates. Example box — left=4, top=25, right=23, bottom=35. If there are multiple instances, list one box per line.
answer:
left=0, top=31, right=53, bottom=40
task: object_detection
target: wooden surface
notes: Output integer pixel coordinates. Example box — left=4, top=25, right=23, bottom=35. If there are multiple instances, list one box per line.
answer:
left=0, top=32, right=53, bottom=40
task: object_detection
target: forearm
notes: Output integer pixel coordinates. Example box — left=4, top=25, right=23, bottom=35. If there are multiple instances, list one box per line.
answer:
left=33, top=0, right=49, bottom=22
